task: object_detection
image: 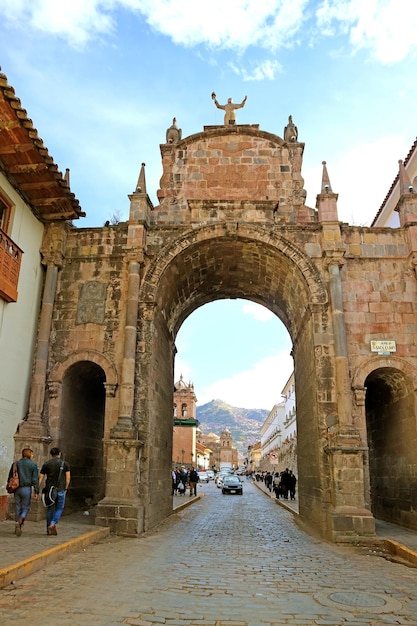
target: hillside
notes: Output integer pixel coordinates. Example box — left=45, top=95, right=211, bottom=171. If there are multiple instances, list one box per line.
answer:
left=196, top=399, right=268, bottom=454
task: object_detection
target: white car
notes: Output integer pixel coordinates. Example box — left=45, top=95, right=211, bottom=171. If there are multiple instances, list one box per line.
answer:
left=216, top=473, right=230, bottom=488
left=198, top=471, right=209, bottom=483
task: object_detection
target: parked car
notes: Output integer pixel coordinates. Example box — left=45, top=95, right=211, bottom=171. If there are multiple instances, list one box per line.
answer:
left=222, top=475, right=243, bottom=495
left=206, top=470, right=215, bottom=480
left=198, top=471, right=209, bottom=483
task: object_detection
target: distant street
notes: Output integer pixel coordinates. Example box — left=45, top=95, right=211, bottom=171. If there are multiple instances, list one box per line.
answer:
left=1, top=479, right=417, bottom=625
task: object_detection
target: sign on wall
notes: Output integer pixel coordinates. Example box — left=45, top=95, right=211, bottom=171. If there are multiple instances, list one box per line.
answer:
left=370, top=340, right=396, bottom=355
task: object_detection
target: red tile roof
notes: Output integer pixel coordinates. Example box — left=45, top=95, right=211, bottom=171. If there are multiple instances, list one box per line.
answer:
left=0, top=68, right=84, bottom=221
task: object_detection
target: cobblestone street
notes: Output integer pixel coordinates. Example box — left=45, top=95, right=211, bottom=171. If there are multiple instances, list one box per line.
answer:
left=1, top=480, right=417, bottom=626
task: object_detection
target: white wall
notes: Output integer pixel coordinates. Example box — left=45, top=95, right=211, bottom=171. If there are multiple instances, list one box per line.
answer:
left=0, top=173, right=44, bottom=490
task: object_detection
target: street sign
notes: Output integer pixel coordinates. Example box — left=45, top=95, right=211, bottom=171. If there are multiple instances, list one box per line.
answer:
left=370, top=340, right=396, bottom=355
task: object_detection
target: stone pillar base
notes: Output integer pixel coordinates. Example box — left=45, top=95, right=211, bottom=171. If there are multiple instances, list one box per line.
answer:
left=95, top=498, right=144, bottom=536
left=327, top=506, right=376, bottom=543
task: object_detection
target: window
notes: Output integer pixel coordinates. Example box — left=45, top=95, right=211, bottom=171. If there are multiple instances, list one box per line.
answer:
left=181, top=404, right=187, bottom=417
left=0, top=194, right=12, bottom=233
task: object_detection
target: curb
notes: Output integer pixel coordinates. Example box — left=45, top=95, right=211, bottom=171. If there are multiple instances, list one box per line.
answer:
left=173, top=492, right=204, bottom=513
left=0, top=526, right=109, bottom=588
left=383, top=538, right=417, bottom=566
left=254, top=481, right=417, bottom=565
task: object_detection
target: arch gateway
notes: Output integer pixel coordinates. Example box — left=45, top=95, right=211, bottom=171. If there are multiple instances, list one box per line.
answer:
left=17, top=118, right=417, bottom=542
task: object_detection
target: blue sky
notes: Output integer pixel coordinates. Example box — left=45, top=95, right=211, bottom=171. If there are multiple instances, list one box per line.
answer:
left=1, top=0, right=416, bottom=409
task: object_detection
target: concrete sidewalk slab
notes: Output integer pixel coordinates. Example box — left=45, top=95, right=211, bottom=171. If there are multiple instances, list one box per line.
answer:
left=0, top=493, right=203, bottom=589
left=253, top=477, right=417, bottom=565
left=0, top=526, right=109, bottom=588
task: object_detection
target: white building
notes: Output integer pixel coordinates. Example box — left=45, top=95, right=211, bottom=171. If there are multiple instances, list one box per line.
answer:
left=281, top=372, right=296, bottom=443
left=0, top=70, right=83, bottom=493
left=259, top=371, right=297, bottom=470
left=372, top=138, right=417, bottom=227
left=260, top=402, right=285, bottom=462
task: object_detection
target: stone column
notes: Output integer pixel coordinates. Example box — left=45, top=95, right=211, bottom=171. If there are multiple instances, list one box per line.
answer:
left=96, top=258, right=144, bottom=534
left=111, top=259, right=140, bottom=439
left=14, top=224, right=66, bottom=522
left=324, top=258, right=375, bottom=541
left=16, top=222, right=66, bottom=442
left=328, top=260, right=354, bottom=431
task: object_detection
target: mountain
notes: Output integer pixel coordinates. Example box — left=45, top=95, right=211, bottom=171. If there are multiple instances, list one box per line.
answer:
left=196, top=399, right=268, bottom=454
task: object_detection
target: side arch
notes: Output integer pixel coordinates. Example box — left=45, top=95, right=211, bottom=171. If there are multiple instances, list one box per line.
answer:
left=49, top=349, right=118, bottom=388
left=352, top=355, right=417, bottom=531
left=352, top=355, right=417, bottom=391
left=47, top=350, right=119, bottom=510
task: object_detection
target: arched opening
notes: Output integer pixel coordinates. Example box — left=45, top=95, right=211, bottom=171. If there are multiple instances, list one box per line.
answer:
left=365, top=367, right=417, bottom=530
left=174, top=298, right=296, bottom=479
left=60, top=361, right=106, bottom=510
left=138, top=225, right=330, bottom=534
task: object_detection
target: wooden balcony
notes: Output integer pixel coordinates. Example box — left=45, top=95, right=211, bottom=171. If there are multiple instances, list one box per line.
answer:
left=0, top=228, right=23, bottom=302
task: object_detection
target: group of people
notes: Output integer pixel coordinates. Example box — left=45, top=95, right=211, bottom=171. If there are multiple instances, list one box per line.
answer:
left=172, top=466, right=199, bottom=497
left=7, top=446, right=71, bottom=537
left=252, top=468, right=297, bottom=500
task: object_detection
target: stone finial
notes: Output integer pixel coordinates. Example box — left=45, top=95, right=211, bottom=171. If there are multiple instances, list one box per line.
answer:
left=64, top=168, right=70, bottom=186
left=321, top=161, right=333, bottom=193
left=316, top=161, right=339, bottom=222
left=284, top=115, right=298, bottom=142
left=166, top=118, right=182, bottom=144
left=398, top=159, right=414, bottom=195
left=135, top=163, right=146, bottom=194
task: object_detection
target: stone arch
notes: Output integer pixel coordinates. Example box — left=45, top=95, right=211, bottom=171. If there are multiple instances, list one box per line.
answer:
left=352, top=356, right=417, bottom=531
left=352, top=355, right=417, bottom=391
left=49, top=349, right=118, bottom=388
left=139, top=222, right=327, bottom=338
left=47, top=350, right=118, bottom=510
left=136, top=222, right=335, bottom=536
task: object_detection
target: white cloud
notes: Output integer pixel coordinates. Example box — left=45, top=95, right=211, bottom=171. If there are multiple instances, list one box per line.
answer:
left=303, top=134, right=410, bottom=226
left=197, top=351, right=294, bottom=409
left=230, top=59, right=283, bottom=81
left=1, top=0, right=415, bottom=64
left=138, top=0, right=309, bottom=50
left=0, top=0, right=115, bottom=47
left=242, top=303, right=274, bottom=322
left=316, top=0, right=417, bottom=64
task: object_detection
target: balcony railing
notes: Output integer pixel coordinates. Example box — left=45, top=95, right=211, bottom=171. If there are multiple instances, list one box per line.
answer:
left=0, top=228, right=23, bottom=303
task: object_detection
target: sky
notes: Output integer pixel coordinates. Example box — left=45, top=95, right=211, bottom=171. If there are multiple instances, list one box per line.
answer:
left=1, top=0, right=416, bottom=410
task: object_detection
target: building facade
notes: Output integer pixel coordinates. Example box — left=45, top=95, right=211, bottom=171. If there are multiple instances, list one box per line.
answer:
left=0, top=71, right=83, bottom=518
left=3, top=69, right=417, bottom=542
left=197, top=428, right=238, bottom=471
left=372, top=138, right=417, bottom=227
left=172, top=375, right=198, bottom=468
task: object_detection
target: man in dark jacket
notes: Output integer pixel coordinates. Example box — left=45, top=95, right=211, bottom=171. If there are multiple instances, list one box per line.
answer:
left=188, top=467, right=199, bottom=497
left=8, top=447, right=39, bottom=536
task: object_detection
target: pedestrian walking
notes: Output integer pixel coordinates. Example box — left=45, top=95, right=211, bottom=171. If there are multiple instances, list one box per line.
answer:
left=265, top=471, right=273, bottom=492
left=7, top=447, right=39, bottom=536
left=188, top=466, right=199, bottom=496
left=281, top=468, right=291, bottom=499
left=272, top=472, right=281, bottom=499
left=38, top=447, right=71, bottom=536
left=288, top=470, right=297, bottom=500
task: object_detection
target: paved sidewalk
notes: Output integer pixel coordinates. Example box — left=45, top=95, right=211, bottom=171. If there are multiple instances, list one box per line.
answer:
left=253, top=477, right=417, bottom=563
left=0, top=492, right=201, bottom=588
